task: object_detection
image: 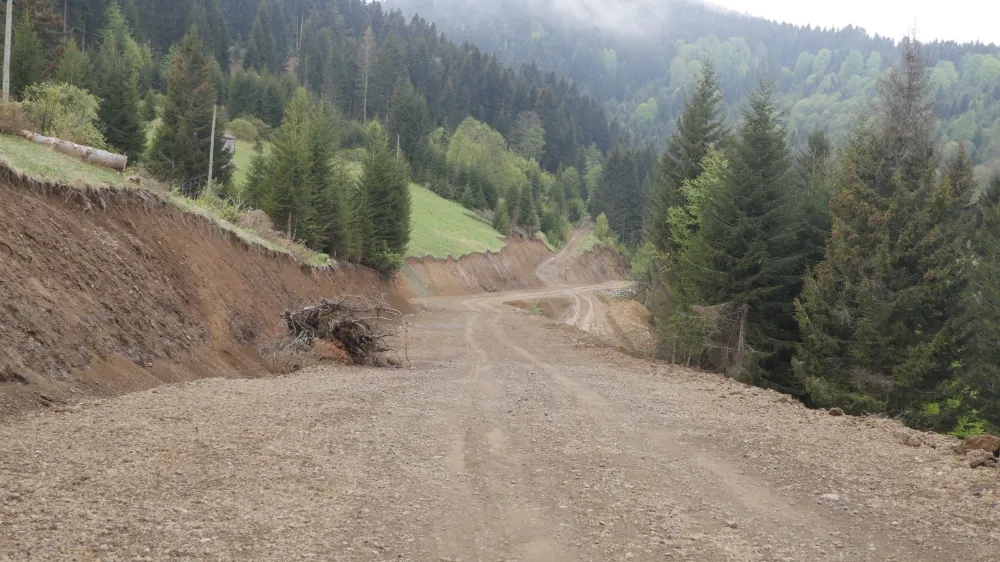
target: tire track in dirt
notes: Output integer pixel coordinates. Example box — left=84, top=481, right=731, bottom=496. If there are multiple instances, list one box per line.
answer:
left=473, top=295, right=954, bottom=560
left=449, top=300, right=573, bottom=559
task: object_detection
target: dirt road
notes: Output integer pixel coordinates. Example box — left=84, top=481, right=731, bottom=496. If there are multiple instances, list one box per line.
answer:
left=2, top=254, right=1000, bottom=560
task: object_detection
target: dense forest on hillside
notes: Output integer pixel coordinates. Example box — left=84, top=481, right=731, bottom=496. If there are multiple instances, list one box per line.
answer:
left=4, top=0, right=622, bottom=269
left=386, top=0, right=1000, bottom=184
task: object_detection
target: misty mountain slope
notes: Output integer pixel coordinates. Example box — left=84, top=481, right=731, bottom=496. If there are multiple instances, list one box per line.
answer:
left=387, top=0, right=1000, bottom=180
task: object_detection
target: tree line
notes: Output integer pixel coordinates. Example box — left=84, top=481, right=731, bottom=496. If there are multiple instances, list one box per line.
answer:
left=4, top=0, right=628, bottom=270
left=391, top=0, right=1000, bottom=185
left=626, top=40, right=1000, bottom=435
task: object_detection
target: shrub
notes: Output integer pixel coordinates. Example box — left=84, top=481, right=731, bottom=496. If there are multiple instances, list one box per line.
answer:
left=227, top=117, right=259, bottom=142
left=0, top=102, right=32, bottom=135
left=366, top=243, right=405, bottom=274
left=21, top=82, right=106, bottom=147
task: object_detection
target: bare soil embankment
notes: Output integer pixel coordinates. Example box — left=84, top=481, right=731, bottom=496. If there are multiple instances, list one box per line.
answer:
left=1, top=178, right=634, bottom=418
left=397, top=237, right=552, bottom=297
left=0, top=169, right=394, bottom=417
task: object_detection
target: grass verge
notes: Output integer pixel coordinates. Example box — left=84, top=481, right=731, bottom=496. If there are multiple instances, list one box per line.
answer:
left=0, top=133, right=330, bottom=268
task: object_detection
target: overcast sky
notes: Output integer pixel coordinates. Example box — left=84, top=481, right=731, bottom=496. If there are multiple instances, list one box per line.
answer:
left=707, top=0, right=1000, bottom=44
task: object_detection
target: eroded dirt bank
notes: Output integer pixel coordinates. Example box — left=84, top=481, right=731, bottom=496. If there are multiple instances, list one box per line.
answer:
left=0, top=175, right=634, bottom=418
left=0, top=174, right=401, bottom=416
left=397, top=237, right=552, bottom=297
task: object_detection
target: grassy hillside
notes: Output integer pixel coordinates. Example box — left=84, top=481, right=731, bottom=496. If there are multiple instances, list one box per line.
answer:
left=0, top=135, right=135, bottom=188
left=407, top=184, right=504, bottom=259
left=231, top=139, right=270, bottom=188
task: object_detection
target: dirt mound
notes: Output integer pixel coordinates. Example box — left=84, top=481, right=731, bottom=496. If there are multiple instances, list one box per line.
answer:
left=506, top=298, right=573, bottom=320
left=397, top=236, right=550, bottom=297
left=0, top=170, right=393, bottom=418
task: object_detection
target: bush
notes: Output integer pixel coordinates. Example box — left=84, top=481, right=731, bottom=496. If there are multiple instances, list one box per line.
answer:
left=366, top=243, right=405, bottom=275
left=0, top=102, right=32, bottom=135
left=227, top=117, right=259, bottom=142
left=192, top=182, right=244, bottom=223
left=21, top=82, right=106, bottom=147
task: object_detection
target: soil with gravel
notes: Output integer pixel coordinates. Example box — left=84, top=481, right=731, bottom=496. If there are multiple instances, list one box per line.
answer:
left=3, top=223, right=1000, bottom=560
left=3, top=276, right=1000, bottom=560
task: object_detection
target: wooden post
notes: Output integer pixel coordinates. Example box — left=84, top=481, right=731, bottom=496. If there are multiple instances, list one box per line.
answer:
left=206, top=104, right=217, bottom=193
left=3, top=0, right=12, bottom=103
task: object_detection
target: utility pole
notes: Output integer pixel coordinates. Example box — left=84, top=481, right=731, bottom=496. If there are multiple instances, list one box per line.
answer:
left=206, top=104, right=217, bottom=193
left=3, top=0, right=13, bottom=103
left=63, top=0, right=68, bottom=43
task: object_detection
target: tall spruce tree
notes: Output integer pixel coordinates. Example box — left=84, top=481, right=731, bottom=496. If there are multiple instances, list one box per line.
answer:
left=53, top=38, right=89, bottom=88
left=148, top=26, right=232, bottom=196
left=794, top=40, right=978, bottom=429
left=388, top=78, right=430, bottom=158
left=596, top=141, right=645, bottom=246
left=964, top=173, right=1000, bottom=430
left=267, top=89, right=317, bottom=242
left=795, top=129, right=835, bottom=267
left=242, top=137, right=273, bottom=211
left=243, top=0, right=276, bottom=72
left=93, top=4, right=147, bottom=160
left=358, top=121, right=412, bottom=266
left=679, top=76, right=804, bottom=383
left=649, top=60, right=726, bottom=253
left=10, top=16, right=45, bottom=98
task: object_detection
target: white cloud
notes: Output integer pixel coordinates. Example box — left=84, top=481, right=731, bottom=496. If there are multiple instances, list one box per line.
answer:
left=707, top=0, right=1000, bottom=43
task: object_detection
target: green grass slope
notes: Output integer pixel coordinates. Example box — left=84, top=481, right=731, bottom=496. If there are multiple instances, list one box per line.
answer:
left=0, top=135, right=135, bottom=188
left=407, top=184, right=504, bottom=259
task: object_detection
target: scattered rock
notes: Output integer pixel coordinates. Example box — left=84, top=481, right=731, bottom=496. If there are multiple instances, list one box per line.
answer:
left=899, top=432, right=923, bottom=448
left=955, top=435, right=1000, bottom=456
left=828, top=408, right=844, bottom=416
left=820, top=493, right=840, bottom=501
left=725, top=520, right=738, bottom=529
left=965, top=449, right=997, bottom=469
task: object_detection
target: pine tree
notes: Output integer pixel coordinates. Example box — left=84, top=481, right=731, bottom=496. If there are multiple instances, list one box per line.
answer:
left=268, top=89, right=316, bottom=242
left=356, top=25, right=376, bottom=123
left=680, top=76, right=804, bottom=383
left=11, top=16, right=45, bottom=98
left=509, top=111, right=546, bottom=161
left=596, top=141, right=644, bottom=245
left=242, top=138, right=273, bottom=211
left=148, top=26, right=232, bottom=196
left=53, top=38, right=89, bottom=88
left=795, top=129, right=835, bottom=267
left=649, top=60, right=726, bottom=253
left=92, top=4, right=146, bottom=160
left=516, top=184, right=539, bottom=233
left=243, top=0, right=276, bottom=72
left=358, top=121, right=411, bottom=265
left=963, top=173, right=1000, bottom=429
left=492, top=197, right=512, bottom=235
left=794, top=40, right=978, bottom=428
left=388, top=78, right=430, bottom=158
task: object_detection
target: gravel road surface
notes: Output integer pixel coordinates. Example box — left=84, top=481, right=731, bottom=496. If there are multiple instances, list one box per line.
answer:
left=2, top=271, right=999, bottom=560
